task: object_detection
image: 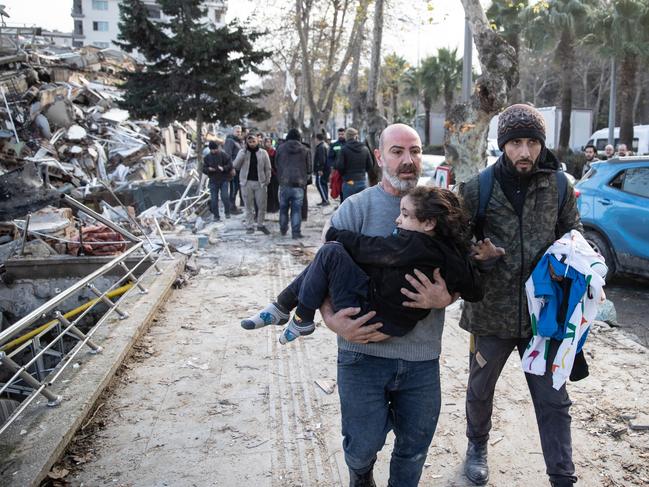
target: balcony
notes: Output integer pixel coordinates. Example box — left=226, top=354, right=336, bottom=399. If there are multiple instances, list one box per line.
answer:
left=71, top=9, right=84, bottom=18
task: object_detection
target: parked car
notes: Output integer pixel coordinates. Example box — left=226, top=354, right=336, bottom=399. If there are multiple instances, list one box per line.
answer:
left=417, top=154, right=446, bottom=187
left=575, top=157, right=649, bottom=278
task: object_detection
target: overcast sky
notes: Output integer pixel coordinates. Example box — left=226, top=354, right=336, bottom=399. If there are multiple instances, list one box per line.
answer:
left=4, top=0, right=484, bottom=64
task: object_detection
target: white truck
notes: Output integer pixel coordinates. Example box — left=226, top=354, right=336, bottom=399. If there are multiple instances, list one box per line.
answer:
left=585, top=125, right=649, bottom=156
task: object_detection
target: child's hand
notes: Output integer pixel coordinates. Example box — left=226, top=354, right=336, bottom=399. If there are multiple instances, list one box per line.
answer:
left=471, top=238, right=505, bottom=261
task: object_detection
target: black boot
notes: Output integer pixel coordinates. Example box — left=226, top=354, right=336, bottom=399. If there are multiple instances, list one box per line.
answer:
left=349, top=468, right=376, bottom=487
left=550, top=479, right=576, bottom=486
left=464, top=439, right=489, bottom=485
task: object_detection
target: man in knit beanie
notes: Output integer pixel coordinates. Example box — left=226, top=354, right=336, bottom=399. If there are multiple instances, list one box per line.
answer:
left=457, top=104, right=583, bottom=487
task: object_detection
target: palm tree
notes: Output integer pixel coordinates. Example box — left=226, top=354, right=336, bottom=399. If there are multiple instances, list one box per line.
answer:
left=522, top=0, right=596, bottom=156
left=590, top=0, right=649, bottom=148
left=406, top=58, right=441, bottom=146
left=436, top=47, right=463, bottom=117
left=487, top=0, right=529, bottom=56
left=381, top=53, right=410, bottom=123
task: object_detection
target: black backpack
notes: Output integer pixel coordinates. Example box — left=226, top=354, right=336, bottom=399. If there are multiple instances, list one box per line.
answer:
left=474, top=164, right=568, bottom=241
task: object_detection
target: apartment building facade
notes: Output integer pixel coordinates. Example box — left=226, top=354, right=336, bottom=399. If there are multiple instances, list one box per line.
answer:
left=71, top=0, right=227, bottom=49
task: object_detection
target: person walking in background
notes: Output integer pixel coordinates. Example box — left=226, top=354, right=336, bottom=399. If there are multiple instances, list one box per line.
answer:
left=276, top=128, right=311, bottom=239
left=335, top=127, right=373, bottom=201
left=616, top=143, right=628, bottom=157
left=202, top=140, right=232, bottom=222
left=264, top=137, right=280, bottom=213
left=328, top=127, right=346, bottom=203
left=314, top=132, right=330, bottom=206
left=223, top=125, right=243, bottom=214
left=233, top=134, right=272, bottom=235
left=602, top=144, right=614, bottom=160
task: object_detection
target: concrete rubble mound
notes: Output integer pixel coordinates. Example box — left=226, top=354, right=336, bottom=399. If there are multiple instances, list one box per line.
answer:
left=0, top=34, right=211, bottom=261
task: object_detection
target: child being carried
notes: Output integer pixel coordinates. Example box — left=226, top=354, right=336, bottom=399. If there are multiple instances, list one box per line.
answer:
left=241, top=186, right=485, bottom=343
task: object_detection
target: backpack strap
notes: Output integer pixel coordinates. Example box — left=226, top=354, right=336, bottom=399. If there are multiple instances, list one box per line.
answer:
left=555, top=170, right=568, bottom=214
left=474, top=164, right=496, bottom=241
left=554, top=170, right=569, bottom=238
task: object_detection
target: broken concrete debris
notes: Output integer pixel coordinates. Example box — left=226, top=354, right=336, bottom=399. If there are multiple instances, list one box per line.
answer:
left=0, top=34, right=213, bottom=264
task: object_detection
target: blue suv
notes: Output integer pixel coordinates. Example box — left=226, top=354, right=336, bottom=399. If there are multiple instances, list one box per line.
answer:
left=575, top=157, right=649, bottom=278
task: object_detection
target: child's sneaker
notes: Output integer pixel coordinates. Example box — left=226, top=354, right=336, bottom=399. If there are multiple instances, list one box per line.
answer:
left=279, top=316, right=315, bottom=344
left=241, top=303, right=289, bottom=330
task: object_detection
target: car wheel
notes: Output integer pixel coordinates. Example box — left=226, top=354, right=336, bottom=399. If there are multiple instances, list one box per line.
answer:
left=584, top=229, right=616, bottom=279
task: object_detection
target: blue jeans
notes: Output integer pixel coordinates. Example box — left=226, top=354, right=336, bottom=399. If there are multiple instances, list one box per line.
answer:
left=279, top=186, right=304, bottom=236
left=209, top=179, right=229, bottom=218
left=337, top=350, right=441, bottom=486
left=342, top=178, right=367, bottom=201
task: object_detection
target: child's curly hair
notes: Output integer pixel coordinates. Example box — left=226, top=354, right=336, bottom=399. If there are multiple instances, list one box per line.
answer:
left=406, top=186, right=472, bottom=254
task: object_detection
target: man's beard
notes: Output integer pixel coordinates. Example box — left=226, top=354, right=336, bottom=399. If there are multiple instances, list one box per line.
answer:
left=505, top=155, right=535, bottom=180
left=384, top=163, right=420, bottom=193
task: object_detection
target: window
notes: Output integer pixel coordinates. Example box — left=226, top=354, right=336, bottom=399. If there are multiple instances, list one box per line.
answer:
left=72, top=0, right=83, bottom=15
left=596, top=138, right=639, bottom=153
left=609, top=171, right=624, bottom=190
left=145, top=5, right=161, bottom=19
left=93, top=21, right=109, bottom=32
left=623, top=167, right=649, bottom=198
left=92, top=0, right=108, bottom=10
left=74, top=20, right=84, bottom=36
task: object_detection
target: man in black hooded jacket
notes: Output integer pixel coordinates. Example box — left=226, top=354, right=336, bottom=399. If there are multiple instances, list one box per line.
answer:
left=334, top=127, right=373, bottom=201
left=276, top=128, right=311, bottom=238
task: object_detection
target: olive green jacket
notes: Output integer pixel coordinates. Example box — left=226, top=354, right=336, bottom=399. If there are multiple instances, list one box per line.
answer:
left=458, top=156, right=583, bottom=338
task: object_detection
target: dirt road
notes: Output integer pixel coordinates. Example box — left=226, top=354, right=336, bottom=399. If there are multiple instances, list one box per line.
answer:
left=61, top=190, right=649, bottom=486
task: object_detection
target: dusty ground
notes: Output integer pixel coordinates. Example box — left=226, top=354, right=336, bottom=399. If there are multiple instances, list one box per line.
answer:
left=55, top=188, right=649, bottom=487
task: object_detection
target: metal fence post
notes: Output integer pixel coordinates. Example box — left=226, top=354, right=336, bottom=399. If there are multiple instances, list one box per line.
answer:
left=0, top=352, right=62, bottom=407
left=54, top=312, right=103, bottom=354
left=87, top=284, right=129, bottom=320
left=119, top=262, right=148, bottom=294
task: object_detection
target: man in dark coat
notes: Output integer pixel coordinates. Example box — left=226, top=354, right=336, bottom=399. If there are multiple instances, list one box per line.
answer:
left=458, top=104, right=583, bottom=487
left=275, top=128, right=311, bottom=239
left=335, top=127, right=373, bottom=201
left=202, top=140, right=232, bottom=221
left=223, top=125, right=243, bottom=214
left=314, top=132, right=330, bottom=206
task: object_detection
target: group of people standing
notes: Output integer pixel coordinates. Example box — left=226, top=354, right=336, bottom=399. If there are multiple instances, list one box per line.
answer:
left=582, top=141, right=632, bottom=176
left=203, top=123, right=378, bottom=238
left=202, top=126, right=311, bottom=238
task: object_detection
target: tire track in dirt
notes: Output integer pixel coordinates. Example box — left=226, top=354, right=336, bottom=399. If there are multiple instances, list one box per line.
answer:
left=266, top=251, right=340, bottom=486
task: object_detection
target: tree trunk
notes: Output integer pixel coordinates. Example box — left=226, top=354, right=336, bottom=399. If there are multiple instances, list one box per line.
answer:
left=445, top=0, right=518, bottom=183
left=363, top=0, right=387, bottom=150
left=557, top=29, right=574, bottom=157
left=348, top=29, right=364, bottom=129
left=592, top=66, right=607, bottom=132
left=295, top=0, right=370, bottom=143
left=618, top=52, right=637, bottom=148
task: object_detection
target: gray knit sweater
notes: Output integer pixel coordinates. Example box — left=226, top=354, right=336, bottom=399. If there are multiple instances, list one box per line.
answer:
left=330, top=184, right=445, bottom=361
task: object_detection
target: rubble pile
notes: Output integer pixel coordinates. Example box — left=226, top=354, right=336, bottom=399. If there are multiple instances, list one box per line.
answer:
left=0, top=45, right=192, bottom=186
left=0, top=37, right=212, bottom=260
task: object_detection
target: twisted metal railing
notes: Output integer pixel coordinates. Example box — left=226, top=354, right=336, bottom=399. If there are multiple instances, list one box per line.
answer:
left=0, top=196, right=166, bottom=435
